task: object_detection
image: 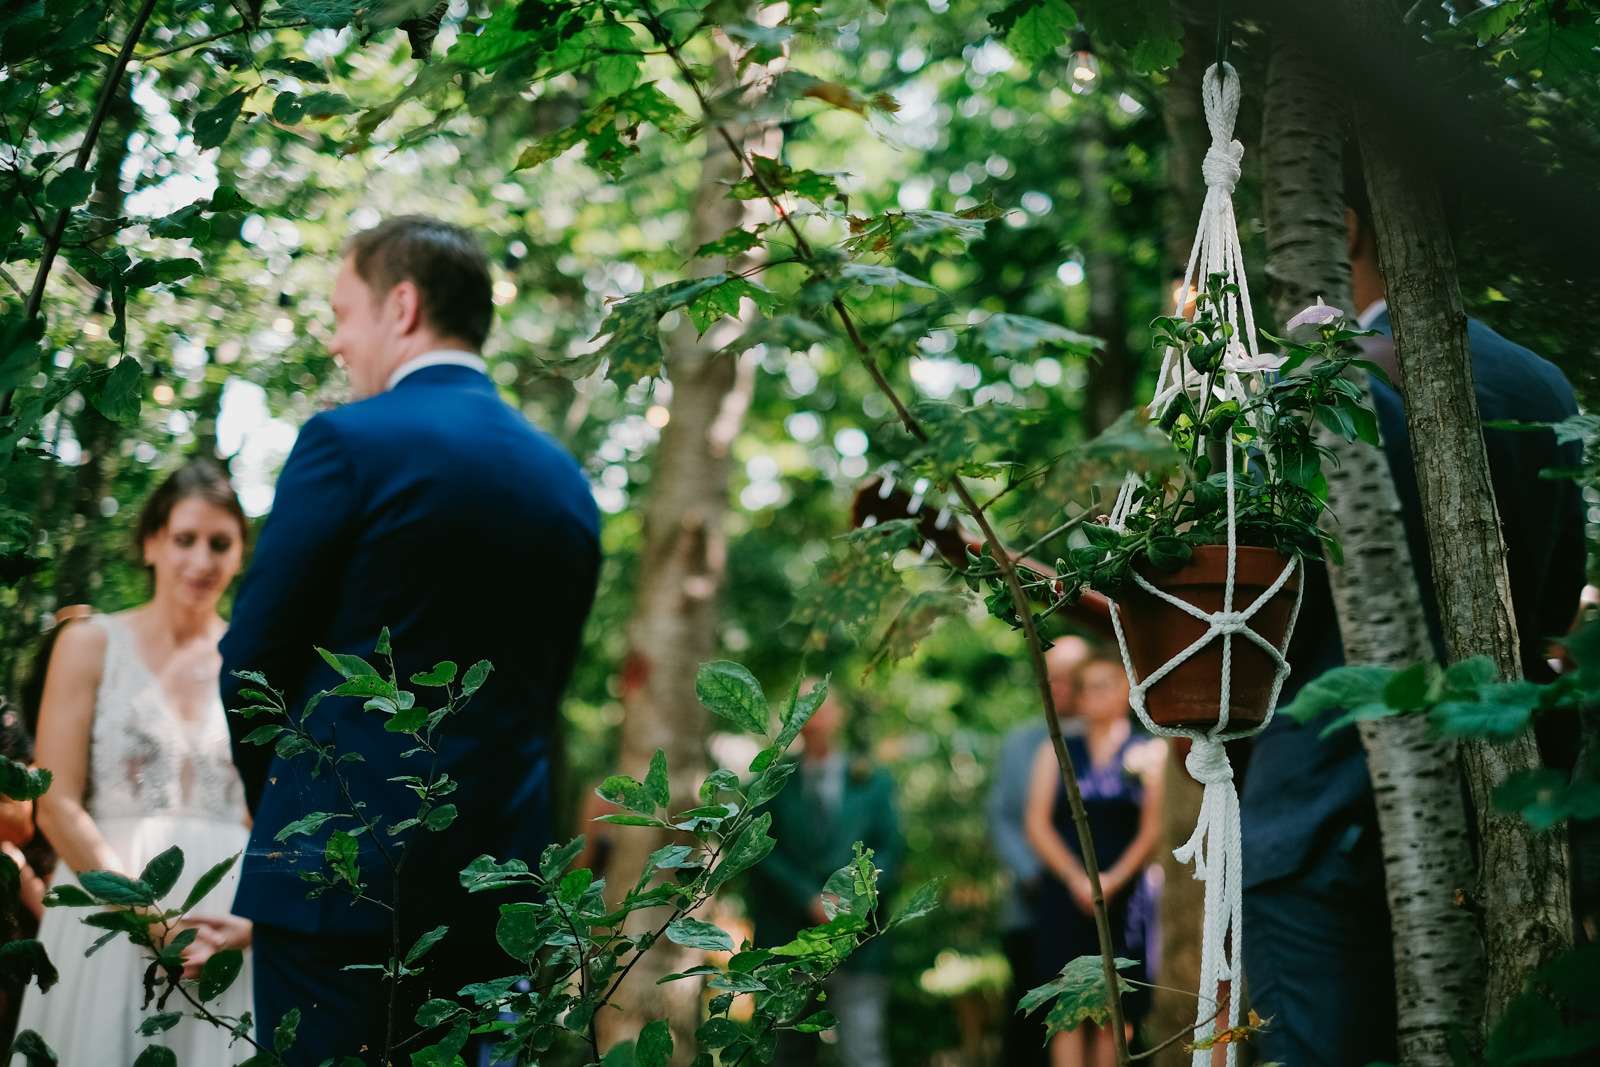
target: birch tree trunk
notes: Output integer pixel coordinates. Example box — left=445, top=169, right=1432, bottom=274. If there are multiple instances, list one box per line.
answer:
left=1342, top=0, right=1573, bottom=1032
left=1262, top=33, right=1482, bottom=1065
left=597, top=84, right=766, bottom=1061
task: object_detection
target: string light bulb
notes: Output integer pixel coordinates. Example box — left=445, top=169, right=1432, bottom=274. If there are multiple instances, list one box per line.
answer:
left=1069, top=29, right=1099, bottom=93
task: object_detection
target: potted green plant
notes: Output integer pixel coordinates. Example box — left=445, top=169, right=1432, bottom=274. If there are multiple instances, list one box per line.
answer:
left=1062, top=274, right=1386, bottom=730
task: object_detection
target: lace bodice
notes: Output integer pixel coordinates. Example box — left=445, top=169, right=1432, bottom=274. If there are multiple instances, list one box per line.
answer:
left=85, top=614, right=246, bottom=823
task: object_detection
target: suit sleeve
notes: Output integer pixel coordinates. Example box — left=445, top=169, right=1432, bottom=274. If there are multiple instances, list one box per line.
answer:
left=220, top=415, right=358, bottom=813
left=988, top=729, right=1042, bottom=883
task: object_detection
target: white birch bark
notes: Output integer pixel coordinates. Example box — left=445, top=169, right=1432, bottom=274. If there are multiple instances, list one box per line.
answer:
left=1261, top=34, right=1482, bottom=1064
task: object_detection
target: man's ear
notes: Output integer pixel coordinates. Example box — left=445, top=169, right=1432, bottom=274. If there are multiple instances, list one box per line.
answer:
left=1344, top=206, right=1362, bottom=261
left=388, top=280, right=423, bottom=336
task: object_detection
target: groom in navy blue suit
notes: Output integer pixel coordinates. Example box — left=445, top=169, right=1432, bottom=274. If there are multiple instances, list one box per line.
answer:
left=220, top=217, right=600, bottom=1065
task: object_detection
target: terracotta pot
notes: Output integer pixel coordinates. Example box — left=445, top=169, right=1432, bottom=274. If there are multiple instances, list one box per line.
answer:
left=1112, top=544, right=1300, bottom=732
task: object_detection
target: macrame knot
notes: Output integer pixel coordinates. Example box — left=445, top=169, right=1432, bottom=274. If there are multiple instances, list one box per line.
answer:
left=1210, top=610, right=1249, bottom=632
left=1201, top=141, right=1243, bottom=193
left=1185, top=739, right=1233, bottom=785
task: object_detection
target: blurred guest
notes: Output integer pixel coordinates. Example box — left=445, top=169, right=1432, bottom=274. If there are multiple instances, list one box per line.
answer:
left=1026, top=648, right=1165, bottom=1067
left=750, top=683, right=900, bottom=1067
left=0, top=696, right=46, bottom=1052
left=989, top=635, right=1088, bottom=1066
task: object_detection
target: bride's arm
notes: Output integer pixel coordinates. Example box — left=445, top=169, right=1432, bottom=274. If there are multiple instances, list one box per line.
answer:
left=34, top=621, right=124, bottom=875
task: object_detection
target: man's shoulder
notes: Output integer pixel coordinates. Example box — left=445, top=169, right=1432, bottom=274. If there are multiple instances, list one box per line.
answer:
left=1467, top=317, right=1578, bottom=418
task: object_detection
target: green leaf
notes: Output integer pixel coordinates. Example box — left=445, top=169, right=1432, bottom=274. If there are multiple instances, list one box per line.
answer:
left=137, top=1013, right=183, bottom=1036
left=744, top=761, right=795, bottom=812
left=774, top=675, right=827, bottom=754
left=971, top=313, right=1103, bottom=358
left=694, top=226, right=764, bottom=261
left=584, top=275, right=729, bottom=387
left=540, top=836, right=586, bottom=881
left=1280, top=665, right=1395, bottom=726
left=295, top=91, right=355, bottom=119
left=1001, top=0, right=1076, bottom=63
left=268, top=0, right=363, bottom=28
left=77, top=869, right=155, bottom=906
left=272, top=91, right=307, bottom=124
left=1494, top=769, right=1600, bottom=830
left=495, top=903, right=547, bottom=963
left=423, top=804, right=457, bottom=831
left=1383, top=662, right=1436, bottom=711
left=1432, top=680, right=1543, bottom=741
left=686, top=276, right=777, bottom=335
left=792, top=1010, right=838, bottom=1033
left=635, top=1020, right=672, bottom=1067
left=325, top=830, right=362, bottom=887
left=1020, top=955, right=1138, bottom=1039
left=263, top=57, right=330, bottom=82
left=138, top=846, right=184, bottom=902
left=44, top=168, right=93, bottom=210
left=461, top=660, right=492, bottom=697
left=132, top=1046, right=177, bottom=1067
left=644, top=749, right=670, bottom=810
left=837, top=262, right=935, bottom=291
left=694, top=661, right=768, bottom=734
left=9, top=1030, right=57, bottom=1067
left=598, top=773, right=657, bottom=815
left=41, top=883, right=94, bottom=908
left=888, top=879, right=940, bottom=927
left=706, top=812, right=775, bottom=893
left=182, top=852, right=239, bottom=912
left=728, top=155, right=841, bottom=205
left=405, top=925, right=449, bottom=966
left=665, top=917, right=735, bottom=953
left=411, top=661, right=457, bottom=687
left=0, top=758, right=51, bottom=802
left=194, top=89, right=250, bottom=151
left=273, top=1007, right=301, bottom=1054
left=276, top=812, right=350, bottom=843
left=318, top=647, right=380, bottom=679
left=199, top=948, right=244, bottom=1002
left=0, top=940, right=58, bottom=994
left=93, top=357, right=142, bottom=422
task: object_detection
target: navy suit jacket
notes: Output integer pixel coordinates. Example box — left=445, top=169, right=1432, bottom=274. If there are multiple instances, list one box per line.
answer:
left=220, top=364, right=600, bottom=940
left=1240, top=312, right=1585, bottom=889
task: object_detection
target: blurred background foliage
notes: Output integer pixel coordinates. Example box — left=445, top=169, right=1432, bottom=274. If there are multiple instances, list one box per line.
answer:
left=3, top=0, right=1599, bottom=1062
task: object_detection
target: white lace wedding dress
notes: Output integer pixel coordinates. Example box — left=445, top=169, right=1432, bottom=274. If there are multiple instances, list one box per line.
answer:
left=15, top=613, right=254, bottom=1065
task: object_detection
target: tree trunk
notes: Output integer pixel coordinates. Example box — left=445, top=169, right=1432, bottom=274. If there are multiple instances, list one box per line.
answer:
left=1148, top=33, right=1211, bottom=1067
left=1078, top=106, right=1133, bottom=437
left=1261, top=32, right=1484, bottom=1065
left=1343, top=0, right=1573, bottom=1032
left=596, top=107, right=765, bottom=1061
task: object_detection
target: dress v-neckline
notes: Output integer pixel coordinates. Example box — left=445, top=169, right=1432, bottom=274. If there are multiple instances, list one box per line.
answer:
left=103, top=613, right=217, bottom=731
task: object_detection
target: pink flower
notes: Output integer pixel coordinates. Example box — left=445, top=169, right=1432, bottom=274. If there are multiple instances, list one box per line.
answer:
left=1285, top=298, right=1343, bottom=330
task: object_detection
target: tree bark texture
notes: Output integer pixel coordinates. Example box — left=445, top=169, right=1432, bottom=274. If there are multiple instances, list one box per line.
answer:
left=1149, top=36, right=1210, bottom=1065
left=1261, top=33, right=1483, bottom=1064
left=597, top=109, right=765, bottom=1061
left=1078, top=106, right=1133, bottom=438
left=1343, top=0, right=1573, bottom=1031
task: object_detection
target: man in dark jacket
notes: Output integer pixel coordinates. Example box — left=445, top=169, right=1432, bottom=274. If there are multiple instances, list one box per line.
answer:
left=1238, top=189, right=1585, bottom=1067
left=750, top=683, right=900, bottom=1067
left=220, top=217, right=600, bottom=1066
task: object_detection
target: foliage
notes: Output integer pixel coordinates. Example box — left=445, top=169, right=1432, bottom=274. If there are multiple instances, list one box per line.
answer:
left=1040, top=285, right=1384, bottom=600
left=1017, top=953, right=1137, bottom=1039
left=21, top=643, right=937, bottom=1064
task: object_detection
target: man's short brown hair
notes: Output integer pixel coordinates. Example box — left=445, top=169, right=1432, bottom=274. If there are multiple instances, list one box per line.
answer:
left=342, top=216, right=494, bottom=349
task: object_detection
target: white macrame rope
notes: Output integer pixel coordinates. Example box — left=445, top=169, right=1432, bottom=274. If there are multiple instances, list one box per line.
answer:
left=1100, top=62, right=1302, bottom=1067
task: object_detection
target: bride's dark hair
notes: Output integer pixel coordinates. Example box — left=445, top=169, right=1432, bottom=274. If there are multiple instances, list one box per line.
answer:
left=134, top=459, right=249, bottom=562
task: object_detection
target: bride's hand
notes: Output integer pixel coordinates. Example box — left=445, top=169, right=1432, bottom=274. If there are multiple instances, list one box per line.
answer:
left=176, top=915, right=252, bottom=980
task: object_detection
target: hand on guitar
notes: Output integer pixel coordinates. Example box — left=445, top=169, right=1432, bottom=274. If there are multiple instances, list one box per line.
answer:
left=848, top=476, right=1116, bottom=640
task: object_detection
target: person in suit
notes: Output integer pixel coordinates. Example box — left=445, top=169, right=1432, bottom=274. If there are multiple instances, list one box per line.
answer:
left=749, top=682, right=900, bottom=1067
left=1237, top=166, right=1586, bottom=1067
left=988, top=635, right=1088, bottom=1067
left=219, top=216, right=601, bottom=1066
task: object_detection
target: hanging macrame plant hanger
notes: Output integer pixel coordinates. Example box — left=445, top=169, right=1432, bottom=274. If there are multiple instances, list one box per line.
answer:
left=1103, top=61, right=1305, bottom=1067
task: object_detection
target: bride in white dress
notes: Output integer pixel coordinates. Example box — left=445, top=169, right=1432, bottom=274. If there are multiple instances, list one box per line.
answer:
left=17, top=461, right=255, bottom=1065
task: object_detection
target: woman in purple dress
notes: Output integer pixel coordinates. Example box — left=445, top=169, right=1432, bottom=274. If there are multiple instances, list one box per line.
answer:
left=1026, top=648, right=1165, bottom=1067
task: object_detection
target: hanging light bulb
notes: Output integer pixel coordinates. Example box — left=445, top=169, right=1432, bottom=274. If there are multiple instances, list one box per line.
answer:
left=1069, top=29, right=1100, bottom=93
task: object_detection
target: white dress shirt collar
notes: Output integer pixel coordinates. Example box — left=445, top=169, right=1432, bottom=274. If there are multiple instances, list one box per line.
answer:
left=385, top=349, right=488, bottom=392
left=1356, top=299, right=1389, bottom=330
